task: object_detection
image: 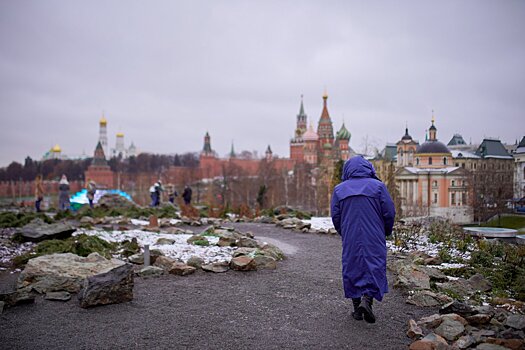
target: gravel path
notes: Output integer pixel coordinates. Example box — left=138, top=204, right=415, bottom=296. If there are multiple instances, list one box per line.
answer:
left=0, top=223, right=434, bottom=349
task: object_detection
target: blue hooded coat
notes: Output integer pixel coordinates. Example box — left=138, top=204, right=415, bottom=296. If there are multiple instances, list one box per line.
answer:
left=331, top=156, right=395, bottom=301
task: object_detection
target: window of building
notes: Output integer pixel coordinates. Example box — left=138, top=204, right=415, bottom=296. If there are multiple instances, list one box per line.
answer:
left=462, top=192, right=466, bottom=205
left=455, top=163, right=459, bottom=167
left=474, top=163, right=477, bottom=170
left=416, top=158, right=420, bottom=165
left=443, top=157, right=447, bottom=165
left=451, top=193, right=456, bottom=205
left=462, top=163, right=465, bottom=168
left=451, top=180, right=455, bottom=186
left=462, top=180, right=466, bottom=186
left=433, top=180, right=438, bottom=187
left=429, top=157, right=433, bottom=165
left=433, top=193, right=438, bottom=204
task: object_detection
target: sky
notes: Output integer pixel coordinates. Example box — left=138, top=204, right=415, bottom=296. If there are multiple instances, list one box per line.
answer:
left=0, top=1, right=524, bottom=167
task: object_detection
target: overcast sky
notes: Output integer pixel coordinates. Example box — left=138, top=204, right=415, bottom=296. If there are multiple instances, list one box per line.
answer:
left=0, top=1, right=524, bottom=167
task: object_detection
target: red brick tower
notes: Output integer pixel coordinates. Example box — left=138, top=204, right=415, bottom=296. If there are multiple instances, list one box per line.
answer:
left=84, top=141, right=114, bottom=189
left=317, top=91, right=334, bottom=162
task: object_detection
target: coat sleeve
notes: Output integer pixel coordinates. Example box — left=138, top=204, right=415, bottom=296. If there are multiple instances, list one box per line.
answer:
left=380, top=184, right=396, bottom=236
left=330, top=190, right=342, bottom=235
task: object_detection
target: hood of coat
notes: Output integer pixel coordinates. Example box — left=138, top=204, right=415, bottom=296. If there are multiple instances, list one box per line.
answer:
left=342, top=156, right=379, bottom=181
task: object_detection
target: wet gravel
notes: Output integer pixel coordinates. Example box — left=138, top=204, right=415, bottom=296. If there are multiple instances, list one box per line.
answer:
left=0, top=223, right=435, bottom=349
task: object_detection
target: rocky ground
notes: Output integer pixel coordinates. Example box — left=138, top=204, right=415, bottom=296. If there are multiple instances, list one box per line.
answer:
left=0, top=222, right=433, bottom=350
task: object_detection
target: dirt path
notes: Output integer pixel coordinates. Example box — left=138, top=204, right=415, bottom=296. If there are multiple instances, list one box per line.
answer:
left=0, top=223, right=434, bottom=349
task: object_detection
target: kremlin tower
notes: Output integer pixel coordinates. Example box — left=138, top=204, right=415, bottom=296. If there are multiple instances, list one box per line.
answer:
left=99, top=114, right=108, bottom=159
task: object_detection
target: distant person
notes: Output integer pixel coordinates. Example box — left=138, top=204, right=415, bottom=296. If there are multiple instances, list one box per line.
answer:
left=34, top=175, right=45, bottom=212
left=86, top=178, right=97, bottom=209
left=58, top=174, right=70, bottom=211
left=182, top=185, right=192, bottom=206
left=168, top=185, right=178, bottom=204
left=331, top=156, right=395, bottom=324
left=149, top=180, right=164, bottom=207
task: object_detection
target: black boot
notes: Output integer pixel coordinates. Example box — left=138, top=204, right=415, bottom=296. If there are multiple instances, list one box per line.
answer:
left=351, top=298, right=363, bottom=320
left=358, top=295, right=376, bottom=324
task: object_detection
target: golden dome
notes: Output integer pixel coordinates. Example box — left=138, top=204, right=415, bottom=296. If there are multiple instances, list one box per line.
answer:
left=116, top=132, right=124, bottom=137
left=100, top=115, right=107, bottom=125
left=52, top=144, right=61, bottom=153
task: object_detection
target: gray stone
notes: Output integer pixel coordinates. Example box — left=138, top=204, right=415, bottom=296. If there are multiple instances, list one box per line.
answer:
left=418, top=314, right=444, bottom=329
left=217, top=231, right=241, bottom=247
left=168, top=263, right=196, bottom=276
left=202, top=262, right=229, bottom=273
left=468, top=273, right=492, bottom=292
left=440, top=300, right=477, bottom=317
left=253, top=255, right=277, bottom=270
left=237, top=237, right=258, bottom=248
left=475, top=343, right=512, bottom=350
left=77, top=264, right=134, bottom=308
left=80, top=216, right=95, bottom=225
left=485, top=337, right=525, bottom=350
left=153, top=255, right=177, bottom=271
left=16, top=218, right=76, bottom=242
left=260, top=244, right=285, bottom=261
left=232, top=248, right=257, bottom=258
left=17, top=253, right=126, bottom=293
left=407, top=290, right=452, bottom=307
left=186, top=256, right=205, bottom=269
left=0, top=301, right=4, bottom=313
left=186, top=235, right=208, bottom=245
left=230, top=256, right=256, bottom=271
left=137, top=266, right=164, bottom=278
left=505, top=314, right=525, bottom=330
left=453, top=335, right=476, bottom=349
left=394, top=264, right=431, bottom=290
left=434, top=318, right=465, bottom=341
left=44, top=291, right=71, bottom=301
left=128, top=253, right=144, bottom=265
left=466, top=314, right=492, bottom=326
left=435, top=278, right=473, bottom=297
left=471, top=329, right=497, bottom=343
left=155, top=237, right=176, bottom=245
left=407, top=319, right=424, bottom=339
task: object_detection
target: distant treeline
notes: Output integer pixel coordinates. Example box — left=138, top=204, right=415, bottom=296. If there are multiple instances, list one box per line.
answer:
left=0, top=152, right=200, bottom=181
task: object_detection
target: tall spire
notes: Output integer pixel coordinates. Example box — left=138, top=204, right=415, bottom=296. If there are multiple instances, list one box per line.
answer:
left=299, top=94, right=305, bottom=116
left=229, top=141, right=236, bottom=158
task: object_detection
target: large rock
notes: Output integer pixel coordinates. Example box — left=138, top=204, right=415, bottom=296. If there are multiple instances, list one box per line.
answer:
left=17, top=253, right=126, bottom=293
left=202, top=262, right=229, bottom=273
left=466, top=314, right=492, bottom=326
left=409, top=333, right=449, bottom=350
left=434, top=318, right=465, bottom=341
left=155, top=237, right=175, bottom=245
left=186, top=256, right=205, bottom=269
left=97, top=193, right=136, bottom=209
left=435, top=279, right=473, bottom=298
left=230, top=256, right=256, bottom=271
left=253, top=255, right=277, bottom=270
left=77, top=264, right=133, bottom=308
left=260, top=244, right=285, bottom=261
left=153, top=256, right=177, bottom=271
left=44, top=291, right=71, bottom=301
left=137, top=266, right=164, bottom=278
left=169, top=263, right=196, bottom=276
left=237, top=237, right=259, bottom=248
left=475, top=344, right=513, bottom=350
left=407, top=319, right=424, bottom=339
left=407, top=290, right=452, bottom=307
left=394, top=264, right=431, bottom=290
left=453, top=335, right=476, bottom=349
left=468, top=274, right=492, bottom=292
left=505, top=315, right=525, bottom=330
left=217, top=232, right=240, bottom=247
left=16, top=218, right=76, bottom=242
left=440, top=301, right=477, bottom=317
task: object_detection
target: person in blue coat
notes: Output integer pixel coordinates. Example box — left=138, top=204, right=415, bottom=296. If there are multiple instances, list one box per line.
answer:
left=331, top=156, right=395, bottom=323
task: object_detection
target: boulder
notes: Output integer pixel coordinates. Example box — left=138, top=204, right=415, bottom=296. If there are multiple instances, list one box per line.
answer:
left=468, top=274, right=492, bottom=292
left=186, top=256, right=205, bottom=269
left=16, top=218, right=76, bottom=242
left=217, top=232, right=240, bottom=247
left=202, top=262, right=229, bottom=273
left=0, top=289, right=35, bottom=306
left=394, top=264, right=431, bottom=290
left=17, top=253, right=126, bottom=293
left=505, top=315, right=525, bottom=330
left=230, top=256, right=256, bottom=271
left=253, top=255, right=277, bottom=270
left=407, top=319, right=424, bottom=339
left=155, top=238, right=175, bottom=245
left=237, top=237, right=259, bottom=248
left=440, top=301, right=477, bottom=317
left=153, top=256, right=177, bottom=271
left=260, top=244, right=285, bottom=261
left=169, top=263, right=196, bottom=276
left=409, top=333, right=449, bottom=350
left=434, top=318, right=465, bottom=341
left=435, top=279, right=473, bottom=297
left=77, top=264, right=134, bottom=308
left=418, top=314, right=445, bottom=329
left=233, top=248, right=257, bottom=258
left=80, top=216, right=95, bottom=225
left=475, top=344, right=513, bottom=350
left=407, top=290, right=453, bottom=307
left=453, top=335, right=476, bottom=349
left=128, top=253, right=144, bottom=265
left=485, top=338, right=524, bottom=350
left=424, top=256, right=443, bottom=265
left=44, top=291, right=71, bottom=301
left=466, top=314, right=492, bottom=326
left=137, top=266, right=164, bottom=278
left=97, top=193, right=136, bottom=209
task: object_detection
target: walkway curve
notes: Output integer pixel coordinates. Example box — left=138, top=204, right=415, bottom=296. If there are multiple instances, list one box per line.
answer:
left=0, top=223, right=434, bottom=349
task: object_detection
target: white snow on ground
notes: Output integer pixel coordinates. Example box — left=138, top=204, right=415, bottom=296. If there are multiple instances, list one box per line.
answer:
left=303, top=217, right=470, bottom=264
left=74, top=229, right=235, bottom=264
left=130, top=219, right=149, bottom=226
left=303, top=217, right=334, bottom=231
